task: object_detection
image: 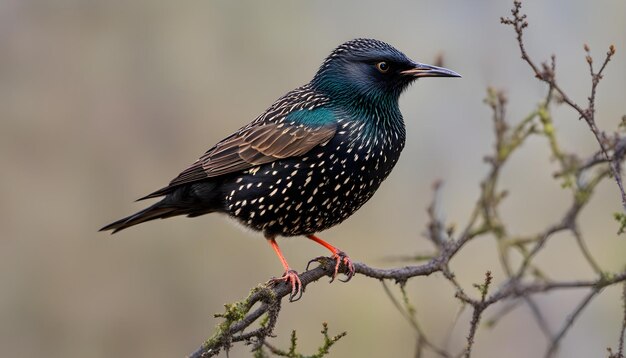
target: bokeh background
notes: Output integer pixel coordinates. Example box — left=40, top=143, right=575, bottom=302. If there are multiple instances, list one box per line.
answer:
left=2, top=0, right=625, bottom=357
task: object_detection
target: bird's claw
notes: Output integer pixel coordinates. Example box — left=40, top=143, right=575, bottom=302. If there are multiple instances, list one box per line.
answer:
left=335, top=251, right=356, bottom=282
left=306, top=251, right=355, bottom=283
left=268, top=269, right=303, bottom=302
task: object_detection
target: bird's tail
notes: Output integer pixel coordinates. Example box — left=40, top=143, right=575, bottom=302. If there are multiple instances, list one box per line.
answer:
left=100, top=200, right=181, bottom=234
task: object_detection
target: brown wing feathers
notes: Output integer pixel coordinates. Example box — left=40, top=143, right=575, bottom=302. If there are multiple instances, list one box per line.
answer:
left=138, top=121, right=336, bottom=200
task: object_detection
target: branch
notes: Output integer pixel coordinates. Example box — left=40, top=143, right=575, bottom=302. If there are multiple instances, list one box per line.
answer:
left=189, top=252, right=626, bottom=357
left=501, top=0, right=626, bottom=210
left=188, top=259, right=443, bottom=358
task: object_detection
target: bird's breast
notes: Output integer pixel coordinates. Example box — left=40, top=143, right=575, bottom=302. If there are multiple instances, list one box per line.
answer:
left=222, top=118, right=405, bottom=237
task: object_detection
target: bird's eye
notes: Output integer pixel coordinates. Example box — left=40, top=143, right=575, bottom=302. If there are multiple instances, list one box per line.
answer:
left=376, top=61, right=390, bottom=73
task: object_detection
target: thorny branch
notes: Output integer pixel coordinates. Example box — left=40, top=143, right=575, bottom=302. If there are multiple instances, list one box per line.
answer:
left=463, top=272, right=493, bottom=358
left=190, top=2, right=626, bottom=357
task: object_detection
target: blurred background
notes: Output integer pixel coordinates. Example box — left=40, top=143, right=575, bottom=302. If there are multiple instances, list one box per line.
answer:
left=1, top=0, right=625, bottom=357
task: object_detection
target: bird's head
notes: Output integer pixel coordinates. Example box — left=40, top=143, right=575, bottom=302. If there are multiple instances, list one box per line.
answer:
left=311, top=38, right=460, bottom=106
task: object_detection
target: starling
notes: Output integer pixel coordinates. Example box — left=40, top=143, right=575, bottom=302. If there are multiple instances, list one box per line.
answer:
left=101, top=38, right=460, bottom=300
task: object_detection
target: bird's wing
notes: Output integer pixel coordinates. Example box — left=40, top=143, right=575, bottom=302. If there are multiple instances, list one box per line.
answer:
left=138, top=102, right=337, bottom=200
left=179, top=120, right=337, bottom=181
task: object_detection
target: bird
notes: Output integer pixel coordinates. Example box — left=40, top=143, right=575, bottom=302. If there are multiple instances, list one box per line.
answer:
left=100, top=38, right=460, bottom=301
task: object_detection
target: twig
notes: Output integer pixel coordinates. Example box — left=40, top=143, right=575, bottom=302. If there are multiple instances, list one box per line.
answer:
left=380, top=281, right=451, bottom=358
left=501, top=1, right=626, bottom=210
left=545, top=288, right=602, bottom=358
left=524, top=296, right=554, bottom=341
left=464, top=272, right=493, bottom=358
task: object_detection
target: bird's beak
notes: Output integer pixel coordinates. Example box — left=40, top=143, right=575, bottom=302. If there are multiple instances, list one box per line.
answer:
left=401, top=63, right=462, bottom=78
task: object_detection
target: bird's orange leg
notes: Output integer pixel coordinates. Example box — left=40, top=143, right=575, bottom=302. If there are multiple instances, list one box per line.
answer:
left=306, top=234, right=355, bottom=282
left=267, top=237, right=303, bottom=301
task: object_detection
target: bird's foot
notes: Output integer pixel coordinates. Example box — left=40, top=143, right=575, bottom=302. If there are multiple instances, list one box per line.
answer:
left=268, top=269, right=303, bottom=302
left=306, top=251, right=355, bottom=283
